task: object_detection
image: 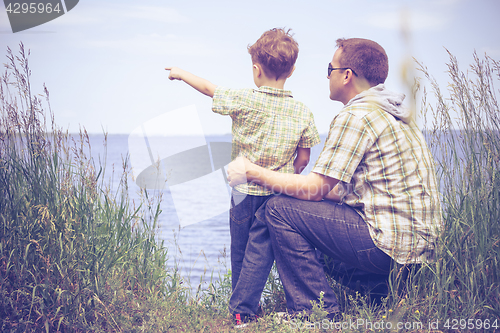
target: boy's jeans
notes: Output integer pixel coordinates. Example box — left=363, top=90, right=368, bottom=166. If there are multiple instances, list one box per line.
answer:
left=229, top=190, right=273, bottom=316
left=263, top=195, right=393, bottom=315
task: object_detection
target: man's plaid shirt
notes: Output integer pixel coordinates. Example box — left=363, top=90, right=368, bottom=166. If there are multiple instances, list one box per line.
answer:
left=213, top=86, right=320, bottom=196
left=312, top=103, right=442, bottom=264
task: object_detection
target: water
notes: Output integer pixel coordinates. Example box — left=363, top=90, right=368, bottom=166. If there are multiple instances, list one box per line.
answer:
left=87, top=133, right=327, bottom=294
left=87, top=130, right=463, bottom=295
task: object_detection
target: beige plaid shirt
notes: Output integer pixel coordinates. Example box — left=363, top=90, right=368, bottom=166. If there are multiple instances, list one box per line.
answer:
left=213, top=86, right=320, bottom=196
left=313, top=104, right=442, bottom=264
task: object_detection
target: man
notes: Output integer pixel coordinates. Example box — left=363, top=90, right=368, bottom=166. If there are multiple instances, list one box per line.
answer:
left=227, top=38, right=442, bottom=318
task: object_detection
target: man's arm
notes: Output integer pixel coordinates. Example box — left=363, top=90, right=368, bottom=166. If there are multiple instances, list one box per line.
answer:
left=293, top=147, right=310, bottom=174
left=227, top=156, right=338, bottom=201
left=165, top=67, right=216, bottom=97
left=324, top=184, right=343, bottom=202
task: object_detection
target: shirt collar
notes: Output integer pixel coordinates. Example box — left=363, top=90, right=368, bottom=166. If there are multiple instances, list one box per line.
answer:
left=256, top=86, right=293, bottom=98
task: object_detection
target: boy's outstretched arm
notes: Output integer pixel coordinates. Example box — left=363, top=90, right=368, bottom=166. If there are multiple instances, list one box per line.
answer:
left=293, top=147, right=310, bottom=174
left=165, top=67, right=216, bottom=97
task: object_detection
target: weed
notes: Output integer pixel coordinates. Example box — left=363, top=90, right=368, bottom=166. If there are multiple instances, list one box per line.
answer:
left=2, top=42, right=498, bottom=332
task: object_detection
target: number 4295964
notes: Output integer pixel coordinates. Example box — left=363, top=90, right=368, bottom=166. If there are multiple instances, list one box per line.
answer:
left=444, top=318, right=498, bottom=330
left=6, top=2, right=62, bottom=14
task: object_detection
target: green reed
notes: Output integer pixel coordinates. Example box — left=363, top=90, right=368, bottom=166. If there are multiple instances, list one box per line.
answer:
left=244, top=51, right=500, bottom=331
left=395, top=51, right=500, bottom=324
left=2, top=42, right=499, bottom=332
left=188, top=50, right=500, bottom=332
left=0, top=44, right=184, bottom=332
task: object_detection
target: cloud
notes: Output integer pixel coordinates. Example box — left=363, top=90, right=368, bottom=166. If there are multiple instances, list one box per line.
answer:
left=0, top=9, right=9, bottom=31
left=355, top=0, right=462, bottom=32
left=119, top=5, right=190, bottom=23
left=84, top=33, right=219, bottom=57
left=44, top=4, right=191, bottom=27
left=79, top=33, right=240, bottom=58
left=360, top=9, right=449, bottom=32
left=434, top=0, right=461, bottom=6
left=479, top=47, right=500, bottom=58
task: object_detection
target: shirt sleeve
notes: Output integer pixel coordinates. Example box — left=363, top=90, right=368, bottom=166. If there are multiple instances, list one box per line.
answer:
left=298, top=112, right=321, bottom=148
left=212, top=86, right=243, bottom=116
left=312, top=111, right=371, bottom=183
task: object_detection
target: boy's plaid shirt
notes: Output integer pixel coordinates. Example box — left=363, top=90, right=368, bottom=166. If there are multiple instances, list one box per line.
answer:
left=213, top=86, right=320, bottom=196
left=312, top=103, right=442, bottom=264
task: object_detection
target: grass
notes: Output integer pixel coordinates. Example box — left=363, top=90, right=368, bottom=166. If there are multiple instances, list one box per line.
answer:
left=408, top=50, right=500, bottom=326
left=0, top=44, right=177, bottom=332
left=1, top=43, right=499, bottom=332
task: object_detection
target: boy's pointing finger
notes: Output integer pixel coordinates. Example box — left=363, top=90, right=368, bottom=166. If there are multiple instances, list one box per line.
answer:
left=164, top=67, right=180, bottom=80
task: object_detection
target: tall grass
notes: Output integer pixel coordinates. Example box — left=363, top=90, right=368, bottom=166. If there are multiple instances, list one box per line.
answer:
left=1, top=43, right=499, bottom=332
left=0, top=44, right=178, bottom=332
left=235, top=50, right=500, bottom=331
left=197, top=50, right=500, bottom=332
left=407, top=50, right=500, bottom=322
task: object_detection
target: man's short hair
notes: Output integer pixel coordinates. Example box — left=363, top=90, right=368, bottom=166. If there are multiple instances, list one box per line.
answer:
left=336, top=38, right=388, bottom=85
left=248, top=28, right=299, bottom=80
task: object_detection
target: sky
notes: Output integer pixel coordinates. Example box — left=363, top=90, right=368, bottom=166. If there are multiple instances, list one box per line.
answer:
left=1, top=0, right=499, bottom=136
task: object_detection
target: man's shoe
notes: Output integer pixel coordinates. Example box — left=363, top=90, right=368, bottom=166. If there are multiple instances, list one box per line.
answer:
left=275, top=310, right=342, bottom=323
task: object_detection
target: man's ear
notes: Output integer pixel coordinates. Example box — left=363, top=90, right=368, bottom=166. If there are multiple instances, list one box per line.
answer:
left=287, top=66, right=296, bottom=78
left=343, top=69, right=354, bottom=85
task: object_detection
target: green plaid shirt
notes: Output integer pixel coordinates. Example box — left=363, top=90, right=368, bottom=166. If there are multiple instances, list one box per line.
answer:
left=213, top=86, right=320, bottom=196
left=312, top=104, right=442, bottom=264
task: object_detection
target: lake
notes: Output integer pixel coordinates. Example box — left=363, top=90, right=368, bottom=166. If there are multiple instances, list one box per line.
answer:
left=87, top=129, right=458, bottom=296
left=87, top=133, right=328, bottom=295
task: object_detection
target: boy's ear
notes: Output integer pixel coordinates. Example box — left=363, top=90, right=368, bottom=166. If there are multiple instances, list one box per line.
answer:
left=287, top=66, right=296, bottom=78
left=253, top=63, right=262, bottom=77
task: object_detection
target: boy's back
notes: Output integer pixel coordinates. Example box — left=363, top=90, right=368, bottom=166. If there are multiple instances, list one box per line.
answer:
left=213, top=85, right=319, bottom=195
left=165, top=28, right=320, bottom=325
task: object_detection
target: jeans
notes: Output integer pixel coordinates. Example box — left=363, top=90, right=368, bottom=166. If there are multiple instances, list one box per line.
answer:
left=264, top=195, right=393, bottom=315
left=229, top=190, right=274, bottom=316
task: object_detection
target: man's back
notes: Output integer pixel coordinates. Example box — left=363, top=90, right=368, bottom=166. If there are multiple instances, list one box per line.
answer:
left=313, top=85, right=442, bottom=263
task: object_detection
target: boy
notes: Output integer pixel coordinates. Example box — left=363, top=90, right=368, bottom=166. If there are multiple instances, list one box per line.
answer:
left=165, top=28, right=320, bottom=324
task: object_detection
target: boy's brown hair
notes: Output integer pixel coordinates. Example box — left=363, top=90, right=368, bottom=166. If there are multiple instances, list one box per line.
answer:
left=248, top=28, right=299, bottom=80
left=336, top=38, right=388, bottom=86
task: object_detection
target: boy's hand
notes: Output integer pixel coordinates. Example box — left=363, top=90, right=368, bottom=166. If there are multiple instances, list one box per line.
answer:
left=164, top=67, right=216, bottom=97
left=165, top=66, right=184, bottom=81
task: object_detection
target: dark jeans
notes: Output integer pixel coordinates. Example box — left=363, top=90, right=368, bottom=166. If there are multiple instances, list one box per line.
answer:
left=264, top=195, right=393, bottom=315
left=229, top=190, right=273, bottom=316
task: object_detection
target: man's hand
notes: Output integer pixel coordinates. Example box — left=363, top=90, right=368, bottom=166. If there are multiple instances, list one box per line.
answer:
left=165, top=66, right=186, bottom=81
left=227, top=156, right=250, bottom=187
left=227, top=156, right=339, bottom=201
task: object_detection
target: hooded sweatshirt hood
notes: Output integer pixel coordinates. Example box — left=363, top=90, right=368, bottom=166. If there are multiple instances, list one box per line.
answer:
left=343, top=84, right=413, bottom=124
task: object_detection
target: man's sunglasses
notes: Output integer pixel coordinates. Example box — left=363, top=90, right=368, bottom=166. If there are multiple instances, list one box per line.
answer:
left=328, top=63, right=358, bottom=77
